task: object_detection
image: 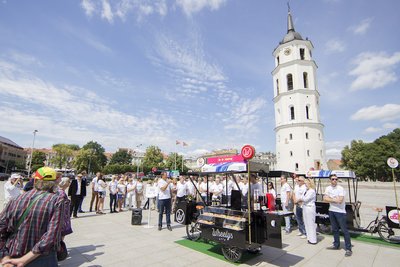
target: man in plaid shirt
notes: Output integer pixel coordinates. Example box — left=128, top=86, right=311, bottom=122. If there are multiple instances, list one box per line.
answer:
left=0, top=167, right=65, bottom=266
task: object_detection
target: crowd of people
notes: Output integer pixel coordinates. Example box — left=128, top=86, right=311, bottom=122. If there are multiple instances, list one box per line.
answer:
left=0, top=169, right=352, bottom=265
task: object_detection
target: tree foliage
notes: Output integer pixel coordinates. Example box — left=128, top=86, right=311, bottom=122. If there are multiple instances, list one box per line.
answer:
left=164, top=152, right=188, bottom=172
left=50, top=144, right=76, bottom=169
left=341, top=128, right=400, bottom=181
left=73, top=141, right=107, bottom=174
left=109, top=149, right=132, bottom=165
left=102, top=164, right=135, bottom=174
left=142, top=145, right=164, bottom=173
left=31, top=150, right=47, bottom=166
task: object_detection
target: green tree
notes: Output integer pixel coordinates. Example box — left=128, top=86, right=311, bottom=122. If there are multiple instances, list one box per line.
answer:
left=109, top=149, right=132, bottom=165
left=142, top=145, right=164, bottom=173
left=31, top=150, right=47, bottom=166
left=73, top=141, right=107, bottom=174
left=102, top=164, right=134, bottom=174
left=50, top=144, right=79, bottom=169
left=341, top=128, right=400, bottom=181
left=164, top=152, right=188, bottom=172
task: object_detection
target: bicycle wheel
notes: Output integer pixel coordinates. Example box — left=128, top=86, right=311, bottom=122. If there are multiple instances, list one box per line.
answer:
left=186, top=221, right=201, bottom=241
left=377, top=220, right=397, bottom=243
left=221, top=245, right=243, bottom=262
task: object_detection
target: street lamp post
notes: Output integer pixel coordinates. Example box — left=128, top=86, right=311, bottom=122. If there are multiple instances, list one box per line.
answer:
left=135, top=144, right=142, bottom=178
left=27, top=130, right=38, bottom=177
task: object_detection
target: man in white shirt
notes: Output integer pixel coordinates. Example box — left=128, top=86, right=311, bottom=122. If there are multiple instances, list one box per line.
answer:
left=294, top=176, right=307, bottom=237
left=176, top=176, right=188, bottom=203
left=323, top=174, right=352, bottom=257
left=158, top=172, right=173, bottom=231
left=280, top=176, right=292, bottom=234
left=3, top=173, right=22, bottom=208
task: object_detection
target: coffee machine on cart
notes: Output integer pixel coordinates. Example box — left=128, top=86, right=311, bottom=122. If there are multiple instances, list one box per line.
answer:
left=175, top=146, right=293, bottom=262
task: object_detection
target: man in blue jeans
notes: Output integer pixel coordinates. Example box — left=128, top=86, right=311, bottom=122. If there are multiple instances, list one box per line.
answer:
left=157, top=172, right=173, bottom=231
left=323, top=174, right=352, bottom=257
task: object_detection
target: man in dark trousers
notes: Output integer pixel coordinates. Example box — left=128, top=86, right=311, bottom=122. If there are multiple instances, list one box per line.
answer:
left=68, top=173, right=87, bottom=218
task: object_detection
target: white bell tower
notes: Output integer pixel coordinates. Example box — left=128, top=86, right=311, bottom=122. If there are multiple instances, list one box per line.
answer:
left=272, top=8, right=326, bottom=174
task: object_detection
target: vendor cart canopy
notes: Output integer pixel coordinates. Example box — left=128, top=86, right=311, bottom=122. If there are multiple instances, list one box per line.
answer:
left=306, top=170, right=356, bottom=179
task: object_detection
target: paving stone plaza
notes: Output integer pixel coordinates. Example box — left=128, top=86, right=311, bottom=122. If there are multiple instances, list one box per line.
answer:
left=1, top=181, right=399, bottom=266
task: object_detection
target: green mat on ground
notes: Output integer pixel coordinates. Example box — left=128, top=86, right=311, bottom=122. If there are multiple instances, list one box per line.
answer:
left=175, top=239, right=260, bottom=265
left=350, top=233, right=400, bottom=248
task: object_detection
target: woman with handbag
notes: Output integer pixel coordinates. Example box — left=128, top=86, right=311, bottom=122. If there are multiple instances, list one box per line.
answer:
left=0, top=167, right=65, bottom=267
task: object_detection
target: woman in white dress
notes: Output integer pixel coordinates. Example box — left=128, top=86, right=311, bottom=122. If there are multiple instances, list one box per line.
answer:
left=300, top=178, right=317, bottom=244
left=135, top=178, right=144, bottom=208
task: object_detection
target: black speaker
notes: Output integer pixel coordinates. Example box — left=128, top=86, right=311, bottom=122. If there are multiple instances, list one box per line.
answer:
left=131, top=208, right=142, bottom=225
left=231, top=190, right=241, bottom=210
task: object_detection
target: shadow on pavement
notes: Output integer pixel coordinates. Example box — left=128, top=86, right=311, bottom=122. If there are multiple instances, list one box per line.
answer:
left=59, top=244, right=105, bottom=266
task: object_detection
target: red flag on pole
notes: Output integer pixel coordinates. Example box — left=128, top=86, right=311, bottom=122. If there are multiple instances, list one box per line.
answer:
left=183, top=142, right=188, bottom=146
left=176, top=140, right=180, bottom=145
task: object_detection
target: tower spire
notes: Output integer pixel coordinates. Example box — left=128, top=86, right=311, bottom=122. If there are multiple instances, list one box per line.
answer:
left=287, top=2, right=295, bottom=33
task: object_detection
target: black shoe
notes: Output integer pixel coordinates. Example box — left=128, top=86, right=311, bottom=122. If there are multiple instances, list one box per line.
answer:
left=158, top=226, right=162, bottom=231
left=114, top=210, right=118, bottom=213
left=89, top=208, right=92, bottom=212
left=327, top=245, right=340, bottom=250
left=167, top=225, right=172, bottom=231
left=78, top=210, right=85, bottom=213
left=110, top=211, right=114, bottom=213
left=345, top=250, right=352, bottom=257
left=73, top=215, right=78, bottom=218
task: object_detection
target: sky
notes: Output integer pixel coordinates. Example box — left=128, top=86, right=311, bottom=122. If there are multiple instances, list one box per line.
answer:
left=0, top=0, right=399, bottom=159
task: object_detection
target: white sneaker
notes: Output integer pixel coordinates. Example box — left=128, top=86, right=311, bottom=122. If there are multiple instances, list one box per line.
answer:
left=296, top=233, right=303, bottom=236
left=301, top=235, right=307, bottom=239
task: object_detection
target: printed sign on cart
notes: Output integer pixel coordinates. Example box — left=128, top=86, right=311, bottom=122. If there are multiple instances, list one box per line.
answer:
left=200, top=225, right=246, bottom=247
left=175, top=209, right=185, bottom=224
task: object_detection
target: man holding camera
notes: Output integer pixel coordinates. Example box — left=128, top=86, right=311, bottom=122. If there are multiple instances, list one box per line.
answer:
left=3, top=174, right=23, bottom=208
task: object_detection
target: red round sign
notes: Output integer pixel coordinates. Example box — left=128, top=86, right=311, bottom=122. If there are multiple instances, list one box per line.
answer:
left=241, top=145, right=255, bottom=160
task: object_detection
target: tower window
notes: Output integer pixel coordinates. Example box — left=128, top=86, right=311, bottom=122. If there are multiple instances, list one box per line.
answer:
left=290, top=151, right=293, bottom=157
left=287, top=74, right=293, bottom=91
left=300, top=48, right=305, bottom=60
left=290, top=106, right=295, bottom=120
left=277, top=56, right=280, bottom=65
left=303, top=72, right=308, bottom=88
left=289, top=133, right=293, bottom=140
left=306, top=132, right=309, bottom=139
left=276, top=79, right=280, bottom=95
left=295, top=163, right=299, bottom=171
left=318, top=133, right=321, bottom=140
left=307, top=150, right=310, bottom=156
left=306, top=105, right=310, bottom=119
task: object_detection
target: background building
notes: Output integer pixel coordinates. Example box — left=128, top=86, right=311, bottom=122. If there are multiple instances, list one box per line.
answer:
left=0, top=136, right=27, bottom=173
left=272, top=9, right=326, bottom=174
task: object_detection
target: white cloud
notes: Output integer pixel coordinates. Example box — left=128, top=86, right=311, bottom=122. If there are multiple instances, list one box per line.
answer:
left=383, top=122, right=399, bottom=129
left=325, top=140, right=349, bottom=159
left=81, top=0, right=96, bottom=16
left=351, top=104, right=400, bottom=122
left=349, top=51, right=400, bottom=91
left=80, top=0, right=169, bottom=22
left=8, top=51, right=43, bottom=67
left=325, top=39, right=346, bottom=53
left=349, top=18, right=373, bottom=35
left=101, top=0, right=114, bottom=23
left=363, top=127, right=382, bottom=134
left=176, top=0, right=227, bottom=16
left=0, top=58, right=178, bottom=151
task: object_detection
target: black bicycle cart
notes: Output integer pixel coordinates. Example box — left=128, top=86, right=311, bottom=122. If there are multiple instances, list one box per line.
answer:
left=175, top=157, right=293, bottom=262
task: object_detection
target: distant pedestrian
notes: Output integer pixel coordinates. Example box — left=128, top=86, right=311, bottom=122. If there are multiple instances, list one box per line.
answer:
left=293, top=176, right=307, bottom=238
left=108, top=175, right=118, bottom=213
left=0, top=167, right=64, bottom=266
left=323, top=174, right=352, bottom=257
left=157, top=172, right=172, bottom=231
left=280, top=175, right=292, bottom=234
left=135, top=178, right=144, bottom=209
left=117, top=178, right=126, bottom=212
left=68, top=173, right=87, bottom=218
left=78, top=171, right=88, bottom=213
left=3, top=174, right=23, bottom=208
left=96, top=175, right=107, bottom=214
left=89, top=172, right=100, bottom=212
left=300, top=178, right=317, bottom=244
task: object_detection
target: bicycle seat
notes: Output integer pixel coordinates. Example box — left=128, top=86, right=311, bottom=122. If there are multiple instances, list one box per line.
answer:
left=373, top=207, right=383, bottom=212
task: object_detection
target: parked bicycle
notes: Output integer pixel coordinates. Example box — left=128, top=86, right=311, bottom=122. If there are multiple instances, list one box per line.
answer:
left=363, top=207, right=399, bottom=243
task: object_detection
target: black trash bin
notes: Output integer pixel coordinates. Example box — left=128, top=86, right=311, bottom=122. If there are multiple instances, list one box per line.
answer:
left=131, top=208, right=142, bottom=225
